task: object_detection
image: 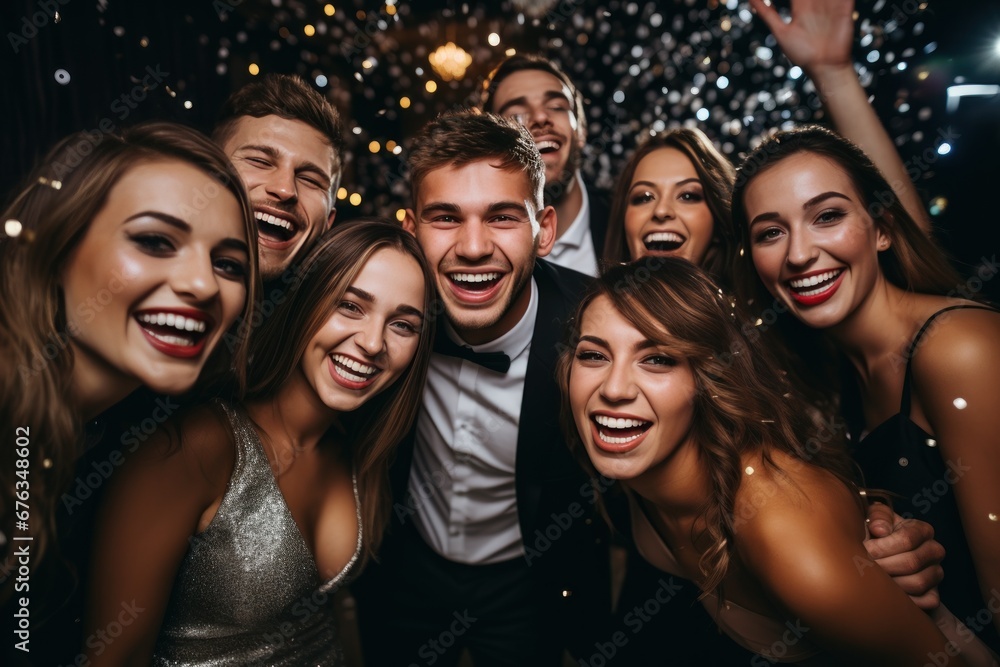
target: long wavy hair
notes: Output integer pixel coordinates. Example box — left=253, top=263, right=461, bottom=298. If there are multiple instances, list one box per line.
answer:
left=557, top=258, right=859, bottom=594
left=245, top=219, right=435, bottom=566
left=729, top=125, right=964, bottom=407
left=603, top=128, right=737, bottom=284
left=0, top=122, right=258, bottom=582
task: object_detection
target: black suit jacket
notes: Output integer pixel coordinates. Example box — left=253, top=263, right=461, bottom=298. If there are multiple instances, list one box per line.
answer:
left=585, top=178, right=610, bottom=262
left=381, top=259, right=610, bottom=658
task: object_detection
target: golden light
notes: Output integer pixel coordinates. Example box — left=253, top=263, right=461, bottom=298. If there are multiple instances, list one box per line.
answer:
left=368, top=140, right=381, bottom=153
left=248, top=63, right=260, bottom=76
left=395, top=209, right=406, bottom=222
left=425, top=80, right=438, bottom=93
left=428, top=42, right=473, bottom=81
left=505, top=48, right=516, bottom=57
left=918, top=70, right=930, bottom=81
left=399, top=96, right=411, bottom=108
left=304, top=24, right=316, bottom=36
left=337, top=187, right=348, bottom=200
left=349, top=193, right=362, bottom=206
left=385, top=140, right=397, bottom=151
left=386, top=4, right=397, bottom=15
left=488, top=32, right=500, bottom=46
left=324, top=4, right=335, bottom=16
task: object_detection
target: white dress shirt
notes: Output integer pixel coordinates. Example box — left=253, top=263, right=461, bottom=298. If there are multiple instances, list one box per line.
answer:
left=544, top=172, right=599, bottom=277
left=408, top=280, right=539, bottom=564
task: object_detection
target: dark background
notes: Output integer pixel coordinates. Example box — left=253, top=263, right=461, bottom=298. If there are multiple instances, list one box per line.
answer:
left=2, top=0, right=998, bottom=297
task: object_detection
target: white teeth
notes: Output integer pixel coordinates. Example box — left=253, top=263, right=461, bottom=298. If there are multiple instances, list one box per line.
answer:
left=594, top=415, right=649, bottom=429
left=535, top=140, right=560, bottom=151
left=332, top=354, right=378, bottom=379
left=450, top=272, right=501, bottom=284
left=788, top=269, right=843, bottom=290
left=146, top=331, right=195, bottom=347
left=644, top=232, right=684, bottom=244
left=598, top=431, right=643, bottom=445
left=137, top=313, right=207, bottom=333
left=254, top=210, right=295, bottom=231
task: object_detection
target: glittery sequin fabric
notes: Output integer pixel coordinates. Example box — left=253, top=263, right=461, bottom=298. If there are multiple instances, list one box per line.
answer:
left=152, top=402, right=362, bottom=666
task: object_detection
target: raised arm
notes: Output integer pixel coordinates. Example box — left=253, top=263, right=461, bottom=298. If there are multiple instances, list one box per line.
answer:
left=737, top=465, right=968, bottom=665
left=85, top=407, right=233, bottom=666
left=914, top=308, right=1000, bottom=637
left=751, top=0, right=933, bottom=234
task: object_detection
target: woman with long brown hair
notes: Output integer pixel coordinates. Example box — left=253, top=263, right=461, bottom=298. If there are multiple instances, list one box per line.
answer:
left=85, top=220, right=435, bottom=665
left=731, top=124, right=1000, bottom=655
left=0, top=122, right=257, bottom=593
left=561, top=258, right=993, bottom=665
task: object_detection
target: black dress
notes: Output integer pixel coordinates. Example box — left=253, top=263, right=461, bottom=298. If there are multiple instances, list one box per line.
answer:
left=849, top=304, right=1000, bottom=654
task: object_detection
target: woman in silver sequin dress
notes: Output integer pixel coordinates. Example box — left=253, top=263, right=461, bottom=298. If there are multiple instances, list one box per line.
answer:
left=0, top=122, right=257, bottom=617
left=85, top=220, right=435, bottom=665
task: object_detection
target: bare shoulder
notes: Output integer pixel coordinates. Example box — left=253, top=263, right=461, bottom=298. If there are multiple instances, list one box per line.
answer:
left=909, top=303, right=1000, bottom=378
left=121, top=401, right=237, bottom=501
left=734, top=450, right=866, bottom=587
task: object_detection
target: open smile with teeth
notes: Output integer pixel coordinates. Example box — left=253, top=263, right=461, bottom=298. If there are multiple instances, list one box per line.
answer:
left=787, top=269, right=844, bottom=297
left=593, top=414, right=652, bottom=445
left=254, top=210, right=298, bottom=242
left=136, top=312, right=208, bottom=348
left=449, top=272, right=502, bottom=291
left=535, top=139, right=562, bottom=155
left=331, top=353, right=381, bottom=383
left=643, top=231, right=685, bottom=253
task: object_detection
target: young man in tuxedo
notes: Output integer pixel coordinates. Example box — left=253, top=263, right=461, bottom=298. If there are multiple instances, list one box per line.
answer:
left=482, top=54, right=607, bottom=277
left=352, top=110, right=611, bottom=665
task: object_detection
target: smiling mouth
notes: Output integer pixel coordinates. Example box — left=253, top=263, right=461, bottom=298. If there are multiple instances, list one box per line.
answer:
left=593, top=414, right=652, bottom=445
left=448, top=272, right=503, bottom=292
left=330, top=353, right=381, bottom=384
left=535, top=139, right=562, bottom=155
left=787, top=269, right=845, bottom=298
left=135, top=311, right=211, bottom=358
left=643, top=232, right=685, bottom=253
left=255, top=209, right=299, bottom=244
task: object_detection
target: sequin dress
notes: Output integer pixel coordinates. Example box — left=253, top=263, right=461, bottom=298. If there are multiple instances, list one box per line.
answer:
left=151, top=403, right=362, bottom=666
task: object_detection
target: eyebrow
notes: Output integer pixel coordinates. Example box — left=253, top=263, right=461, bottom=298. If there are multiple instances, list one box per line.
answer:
left=123, top=211, right=249, bottom=254
left=495, top=89, right=571, bottom=115
left=578, top=334, right=661, bottom=352
left=346, top=286, right=424, bottom=320
left=629, top=177, right=701, bottom=191
left=236, top=144, right=332, bottom=185
left=748, top=191, right=852, bottom=227
left=419, top=201, right=529, bottom=217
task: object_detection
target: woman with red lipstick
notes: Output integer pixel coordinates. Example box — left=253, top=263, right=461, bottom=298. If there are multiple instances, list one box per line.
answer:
left=602, top=0, right=933, bottom=286
left=86, top=220, right=435, bottom=666
left=731, top=125, right=1000, bottom=653
left=560, top=259, right=994, bottom=665
left=0, top=123, right=257, bottom=612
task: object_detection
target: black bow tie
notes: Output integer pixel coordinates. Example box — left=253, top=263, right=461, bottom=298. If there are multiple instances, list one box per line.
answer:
left=433, top=329, right=511, bottom=373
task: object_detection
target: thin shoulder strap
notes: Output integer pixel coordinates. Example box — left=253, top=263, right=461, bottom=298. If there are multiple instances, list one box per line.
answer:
left=900, top=305, right=998, bottom=415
